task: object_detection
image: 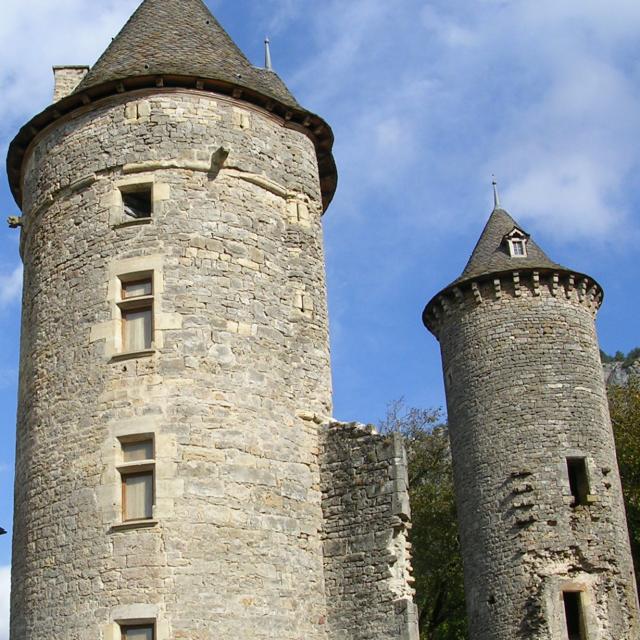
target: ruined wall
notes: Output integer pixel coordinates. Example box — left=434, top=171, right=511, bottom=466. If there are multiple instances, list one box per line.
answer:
left=319, top=420, right=419, bottom=640
left=12, top=90, right=332, bottom=639
left=428, top=272, right=640, bottom=640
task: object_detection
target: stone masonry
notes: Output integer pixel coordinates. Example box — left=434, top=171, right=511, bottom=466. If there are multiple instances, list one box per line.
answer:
left=424, top=209, right=640, bottom=640
left=319, top=420, right=418, bottom=639
left=7, top=1, right=417, bottom=638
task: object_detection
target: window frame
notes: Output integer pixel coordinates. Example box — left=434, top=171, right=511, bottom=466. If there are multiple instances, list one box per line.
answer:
left=117, top=435, right=156, bottom=524
left=118, top=182, right=154, bottom=226
left=504, top=228, right=529, bottom=258
left=120, top=622, right=156, bottom=640
left=117, top=273, right=155, bottom=355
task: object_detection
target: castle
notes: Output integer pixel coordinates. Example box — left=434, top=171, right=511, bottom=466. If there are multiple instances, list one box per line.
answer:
left=5, top=1, right=638, bottom=639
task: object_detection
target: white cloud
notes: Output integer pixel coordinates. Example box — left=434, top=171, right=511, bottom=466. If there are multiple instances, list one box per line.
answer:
left=0, top=266, right=22, bottom=306
left=289, top=0, right=640, bottom=242
left=0, top=0, right=138, bottom=135
left=0, top=566, right=9, bottom=640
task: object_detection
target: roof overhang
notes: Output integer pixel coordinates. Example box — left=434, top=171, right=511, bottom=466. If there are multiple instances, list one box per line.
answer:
left=6, top=74, right=338, bottom=212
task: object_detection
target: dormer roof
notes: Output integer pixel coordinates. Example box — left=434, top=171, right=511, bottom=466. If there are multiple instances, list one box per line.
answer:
left=452, top=207, right=566, bottom=286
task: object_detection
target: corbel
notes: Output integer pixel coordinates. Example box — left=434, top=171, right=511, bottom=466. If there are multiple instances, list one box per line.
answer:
left=471, top=281, right=483, bottom=304
left=532, top=271, right=541, bottom=296
left=493, top=278, right=502, bottom=300
left=551, top=273, right=559, bottom=297
left=512, top=271, right=521, bottom=297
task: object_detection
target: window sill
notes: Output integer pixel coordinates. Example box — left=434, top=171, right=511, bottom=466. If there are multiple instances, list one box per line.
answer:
left=109, top=349, right=156, bottom=363
left=113, top=218, right=153, bottom=229
left=110, top=519, right=158, bottom=532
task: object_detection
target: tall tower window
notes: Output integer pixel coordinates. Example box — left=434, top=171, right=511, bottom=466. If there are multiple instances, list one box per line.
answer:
left=567, top=457, right=590, bottom=506
left=120, top=623, right=155, bottom=640
left=118, top=437, right=155, bottom=522
left=562, top=591, right=587, bottom=640
left=118, top=276, right=154, bottom=353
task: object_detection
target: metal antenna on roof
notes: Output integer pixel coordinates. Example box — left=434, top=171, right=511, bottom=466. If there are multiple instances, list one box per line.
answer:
left=492, top=175, right=501, bottom=210
left=265, top=37, right=273, bottom=71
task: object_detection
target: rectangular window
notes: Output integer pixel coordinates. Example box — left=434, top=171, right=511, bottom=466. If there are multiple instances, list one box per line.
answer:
left=123, top=472, right=154, bottom=520
left=567, top=458, right=590, bottom=506
left=123, top=280, right=152, bottom=298
left=122, top=308, right=153, bottom=351
left=119, top=437, right=155, bottom=522
left=122, top=186, right=152, bottom=220
left=118, top=275, right=154, bottom=353
left=563, top=591, right=586, bottom=640
left=123, top=439, right=154, bottom=462
left=121, top=624, right=155, bottom=640
left=512, top=240, right=525, bottom=256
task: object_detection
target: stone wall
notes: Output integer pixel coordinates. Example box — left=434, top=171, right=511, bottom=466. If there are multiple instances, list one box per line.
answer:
left=319, top=420, right=419, bottom=640
left=12, top=90, right=333, bottom=639
left=428, top=271, right=640, bottom=640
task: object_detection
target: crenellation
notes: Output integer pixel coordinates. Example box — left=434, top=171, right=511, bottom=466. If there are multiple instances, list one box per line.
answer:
left=424, top=269, right=603, bottom=336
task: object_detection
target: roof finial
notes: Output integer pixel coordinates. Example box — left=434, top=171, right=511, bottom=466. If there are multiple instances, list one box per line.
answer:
left=264, top=37, right=273, bottom=71
left=492, top=175, right=501, bottom=210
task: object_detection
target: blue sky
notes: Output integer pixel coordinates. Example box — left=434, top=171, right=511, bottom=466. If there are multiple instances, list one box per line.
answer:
left=2, top=0, right=640, bottom=634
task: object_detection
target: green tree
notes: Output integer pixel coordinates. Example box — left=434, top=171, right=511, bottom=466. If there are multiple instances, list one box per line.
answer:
left=608, top=378, right=640, bottom=587
left=380, top=400, right=467, bottom=640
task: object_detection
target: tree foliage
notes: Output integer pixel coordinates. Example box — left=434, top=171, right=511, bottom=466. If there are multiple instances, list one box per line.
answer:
left=382, top=366, right=640, bottom=639
left=601, top=347, right=640, bottom=368
left=380, top=400, right=467, bottom=640
left=608, top=377, right=640, bottom=587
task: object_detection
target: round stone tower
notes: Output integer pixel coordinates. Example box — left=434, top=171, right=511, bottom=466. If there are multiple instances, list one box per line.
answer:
left=7, top=1, right=337, bottom=637
left=423, top=203, right=640, bottom=639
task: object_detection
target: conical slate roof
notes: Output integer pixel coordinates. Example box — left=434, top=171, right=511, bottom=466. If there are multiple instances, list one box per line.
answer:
left=75, top=0, right=298, bottom=107
left=7, top=0, right=338, bottom=210
left=452, top=207, right=566, bottom=286
left=421, top=205, right=599, bottom=333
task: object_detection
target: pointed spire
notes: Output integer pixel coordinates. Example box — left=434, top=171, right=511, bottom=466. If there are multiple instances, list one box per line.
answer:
left=453, top=207, right=566, bottom=285
left=265, top=37, right=273, bottom=71
left=492, top=176, right=501, bottom=210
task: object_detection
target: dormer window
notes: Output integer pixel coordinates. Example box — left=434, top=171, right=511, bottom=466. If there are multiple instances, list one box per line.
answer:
left=504, top=227, right=529, bottom=258
left=511, top=239, right=526, bottom=256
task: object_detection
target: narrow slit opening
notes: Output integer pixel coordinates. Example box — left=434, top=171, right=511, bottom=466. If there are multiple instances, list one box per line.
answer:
left=563, top=591, right=587, bottom=640
left=567, top=457, right=589, bottom=506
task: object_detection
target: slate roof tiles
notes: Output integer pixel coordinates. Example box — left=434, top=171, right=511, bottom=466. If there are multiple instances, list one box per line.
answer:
left=452, top=207, right=566, bottom=286
left=76, top=0, right=299, bottom=107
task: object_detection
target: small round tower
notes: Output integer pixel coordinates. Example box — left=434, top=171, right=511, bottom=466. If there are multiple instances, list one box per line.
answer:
left=8, top=1, right=337, bottom=637
left=423, top=203, right=639, bottom=639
